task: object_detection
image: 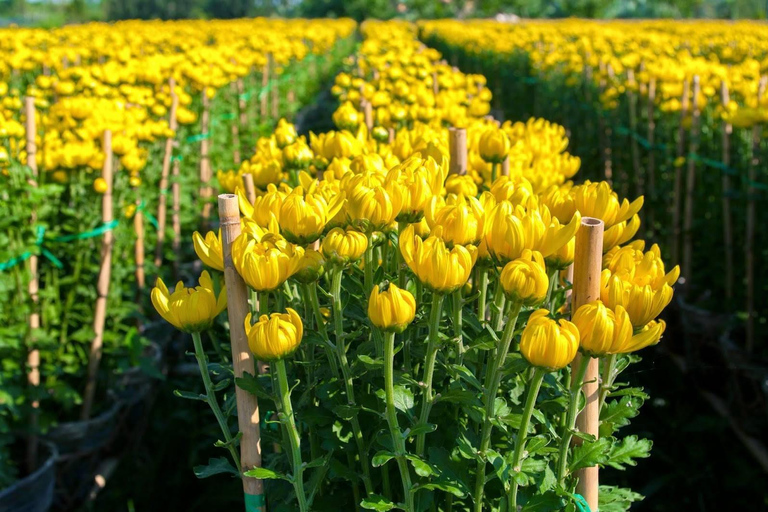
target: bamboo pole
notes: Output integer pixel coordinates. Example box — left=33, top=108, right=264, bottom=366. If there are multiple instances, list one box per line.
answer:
left=260, top=59, right=270, bottom=120
left=81, top=130, right=114, bottom=421
left=597, top=62, right=612, bottom=183
left=270, top=55, right=279, bottom=120
left=647, top=77, right=657, bottom=238
left=720, top=80, right=734, bottom=302
left=154, top=78, right=179, bottom=269
left=746, top=76, right=767, bottom=354
left=682, top=76, right=701, bottom=289
left=363, top=100, right=373, bottom=131
left=448, top=127, right=467, bottom=175
left=231, top=82, right=242, bottom=166
left=242, top=173, right=257, bottom=205
left=218, top=194, right=265, bottom=511
left=200, top=92, right=213, bottom=225
left=171, top=154, right=182, bottom=280
left=237, top=78, right=248, bottom=128
left=672, top=78, right=690, bottom=264
left=501, top=156, right=510, bottom=177
left=572, top=217, right=605, bottom=511
left=627, top=70, right=643, bottom=209
left=24, top=97, right=40, bottom=473
left=134, top=199, right=145, bottom=290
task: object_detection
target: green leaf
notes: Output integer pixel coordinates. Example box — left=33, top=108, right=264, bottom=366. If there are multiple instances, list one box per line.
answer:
left=372, top=451, right=396, bottom=467
left=393, top=385, right=414, bottom=413
left=597, top=485, right=644, bottom=512
left=521, top=491, right=566, bottom=511
left=193, top=457, right=239, bottom=479
left=360, top=494, right=397, bottom=511
left=600, top=395, right=643, bottom=436
left=605, top=435, right=652, bottom=470
left=332, top=404, right=360, bottom=420
left=235, top=371, right=273, bottom=400
left=243, top=467, right=290, bottom=481
left=436, top=389, right=481, bottom=406
left=174, top=389, right=206, bottom=401
left=568, top=437, right=611, bottom=472
left=357, top=354, right=384, bottom=368
left=414, top=480, right=466, bottom=497
left=406, top=454, right=437, bottom=477
left=405, top=422, right=437, bottom=438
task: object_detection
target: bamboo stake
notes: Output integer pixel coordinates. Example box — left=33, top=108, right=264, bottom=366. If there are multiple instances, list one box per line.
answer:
left=363, top=100, right=373, bottom=131
left=237, top=78, right=248, bottom=128
left=448, top=127, right=467, bottom=175
left=501, top=156, right=510, bottom=177
left=572, top=217, right=605, bottom=511
left=154, top=78, right=178, bottom=269
left=720, top=79, right=734, bottom=301
left=682, top=76, right=701, bottom=289
left=242, top=174, right=257, bottom=205
left=260, top=59, right=270, bottom=120
left=231, top=82, right=242, bottom=165
left=647, top=77, right=657, bottom=238
left=627, top=70, right=643, bottom=209
left=200, top=92, right=213, bottom=225
left=746, top=76, right=767, bottom=354
left=134, top=199, right=145, bottom=290
left=432, top=70, right=439, bottom=100
left=218, top=194, right=265, bottom=511
left=270, top=56, right=279, bottom=120
left=672, top=78, right=690, bottom=264
left=81, top=130, right=114, bottom=421
left=171, top=154, right=182, bottom=280
left=24, top=97, right=40, bottom=473
left=597, top=62, right=611, bottom=183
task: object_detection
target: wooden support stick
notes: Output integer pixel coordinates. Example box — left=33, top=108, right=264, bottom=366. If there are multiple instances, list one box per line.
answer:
left=154, top=78, right=178, bottom=269
left=501, top=156, right=510, bottom=177
left=448, top=127, right=467, bottom=175
left=672, top=78, right=690, bottom=264
left=646, top=77, right=657, bottom=238
left=237, top=78, right=248, bottom=128
left=627, top=70, right=643, bottom=209
left=260, top=59, right=270, bottom=120
left=218, top=194, right=265, bottom=510
left=720, top=80, right=734, bottom=301
left=231, top=82, right=242, bottom=165
left=682, top=76, right=701, bottom=288
left=134, top=199, right=145, bottom=290
left=746, top=76, right=767, bottom=354
left=81, top=130, right=114, bottom=421
left=171, top=153, right=182, bottom=280
left=572, top=217, right=605, bottom=512
left=242, top=173, right=257, bottom=205
left=24, top=97, right=40, bottom=473
left=362, top=100, right=373, bottom=131
left=270, top=55, right=279, bottom=120
left=200, top=92, right=213, bottom=225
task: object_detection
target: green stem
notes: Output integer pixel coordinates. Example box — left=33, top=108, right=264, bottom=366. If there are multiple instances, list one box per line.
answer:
left=191, top=332, right=241, bottom=474
left=306, top=281, right=340, bottom=379
left=331, top=269, right=374, bottom=495
left=477, top=267, right=489, bottom=325
left=545, top=267, right=558, bottom=311
left=556, top=356, right=592, bottom=484
left=274, top=359, right=308, bottom=512
left=473, top=302, right=522, bottom=512
left=383, top=331, right=415, bottom=512
left=452, top=289, right=464, bottom=365
left=598, top=353, right=618, bottom=414
left=415, top=292, right=446, bottom=456
left=492, top=281, right=507, bottom=332
left=508, top=368, right=546, bottom=511
left=364, top=236, right=375, bottom=297
left=491, top=162, right=498, bottom=184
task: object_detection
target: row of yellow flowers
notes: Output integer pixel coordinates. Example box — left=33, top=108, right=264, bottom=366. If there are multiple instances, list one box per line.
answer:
left=152, top=20, right=678, bottom=512
left=419, top=19, right=768, bottom=126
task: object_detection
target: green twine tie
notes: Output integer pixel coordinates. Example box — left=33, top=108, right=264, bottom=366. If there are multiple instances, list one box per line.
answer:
left=136, top=201, right=159, bottom=230
left=572, top=493, right=592, bottom=512
left=50, top=220, right=118, bottom=243
left=244, top=492, right=265, bottom=512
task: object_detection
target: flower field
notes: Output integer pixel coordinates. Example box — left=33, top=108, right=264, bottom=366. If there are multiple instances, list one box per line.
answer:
left=1, top=14, right=764, bottom=512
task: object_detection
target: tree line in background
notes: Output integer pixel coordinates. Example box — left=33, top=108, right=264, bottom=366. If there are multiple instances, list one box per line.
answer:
left=0, top=0, right=766, bottom=29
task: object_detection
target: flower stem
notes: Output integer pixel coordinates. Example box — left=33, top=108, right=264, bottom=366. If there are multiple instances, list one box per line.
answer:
left=508, top=368, right=546, bottom=511
left=364, top=235, right=375, bottom=297
left=274, top=359, right=308, bottom=512
left=191, top=332, right=241, bottom=474
left=556, top=355, right=591, bottom=484
left=491, top=162, right=498, bottom=184
left=473, top=302, right=522, bottom=512
left=415, top=292, right=445, bottom=456
left=331, top=268, right=374, bottom=494
left=305, top=281, right=340, bottom=379
left=545, top=266, right=559, bottom=311
left=598, top=353, right=618, bottom=414
left=477, top=267, right=488, bottom=325
left=452, top=289, right=464, bottom=365
left=384, top=331, right=415, bottom=512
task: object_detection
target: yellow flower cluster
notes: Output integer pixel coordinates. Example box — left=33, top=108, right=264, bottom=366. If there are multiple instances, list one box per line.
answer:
left=1, top=18, right=356, bottom=182
left=420, top=19, right=768, bottom=125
